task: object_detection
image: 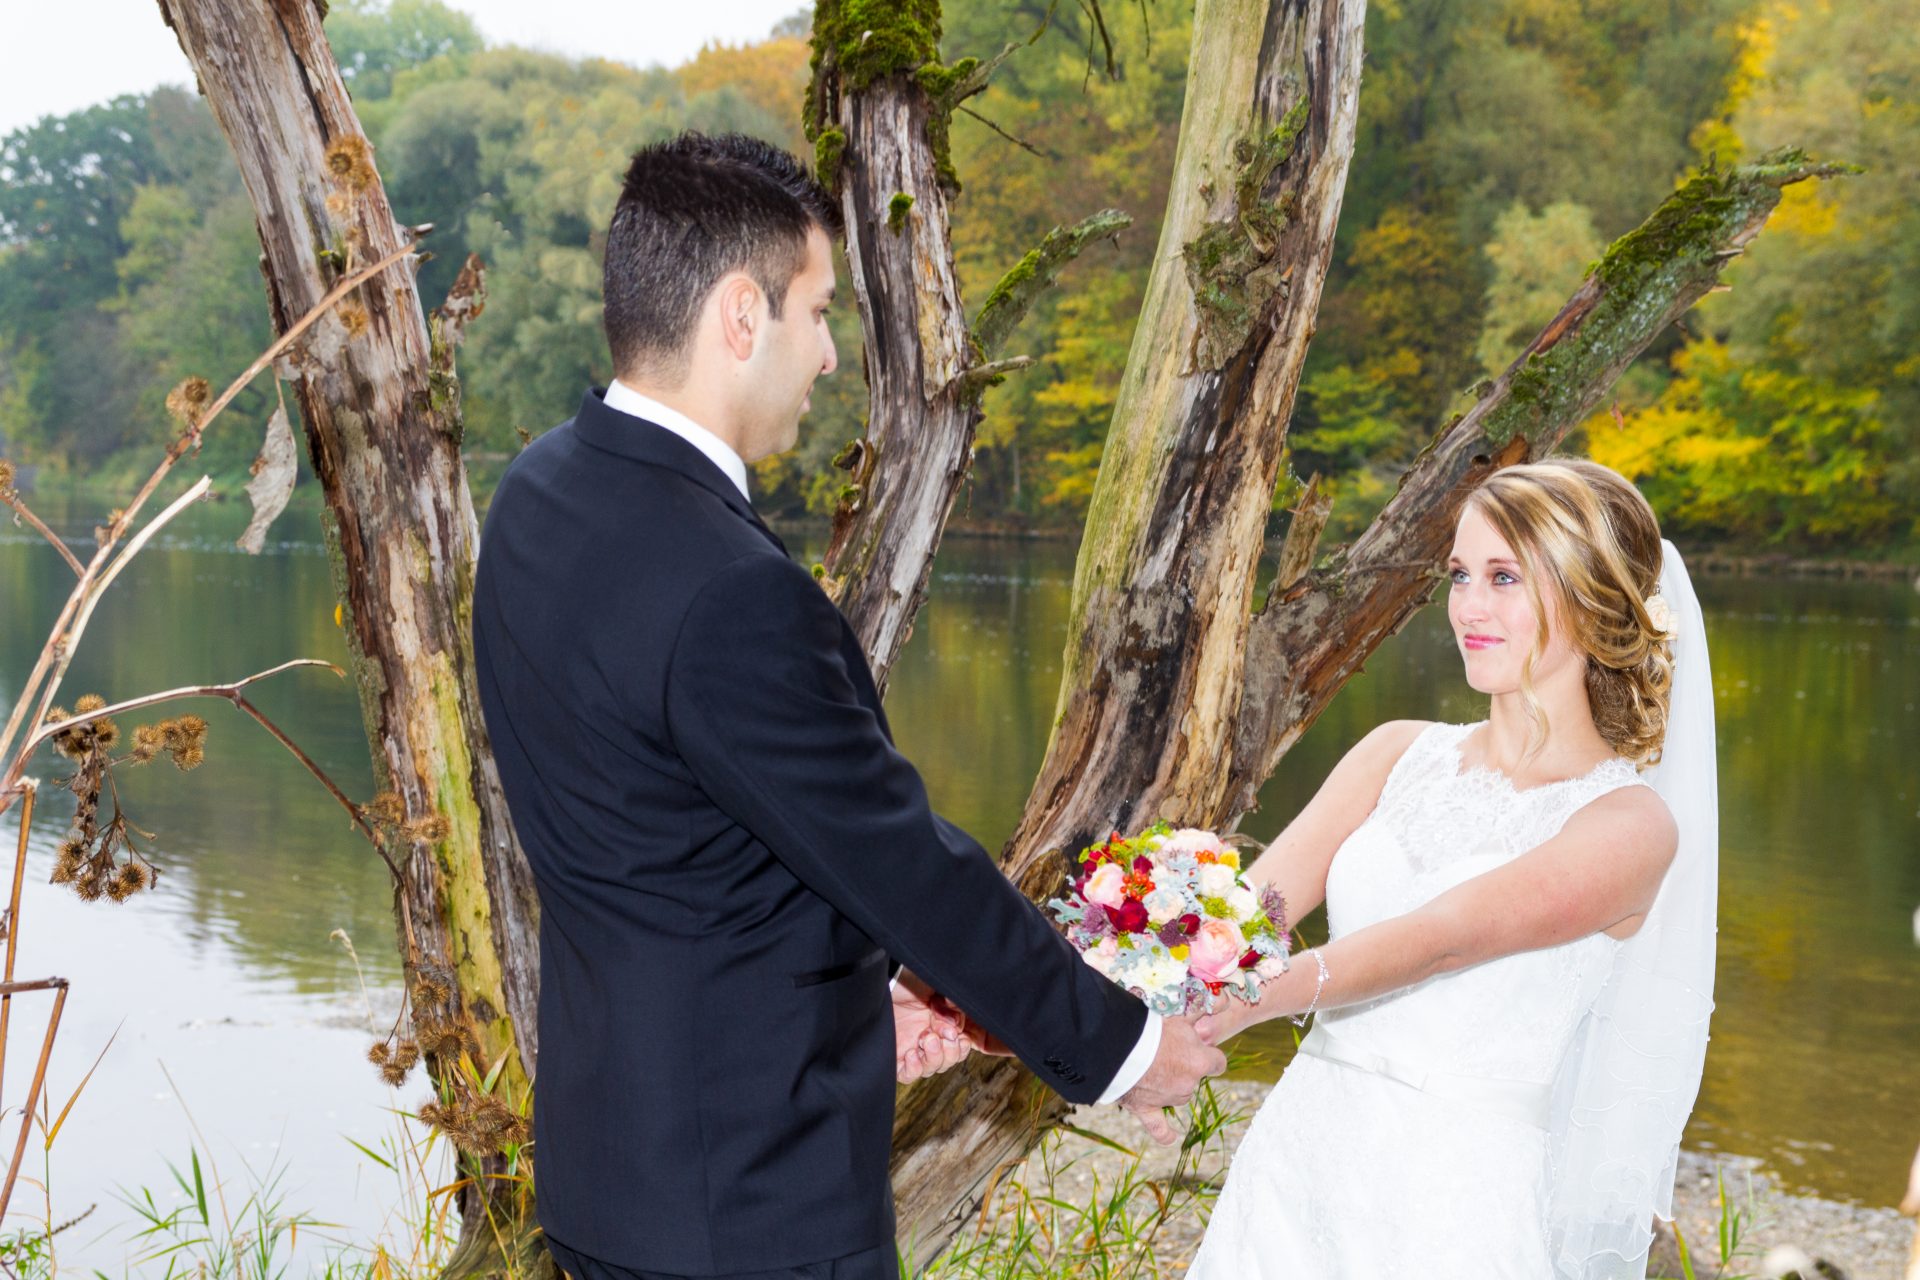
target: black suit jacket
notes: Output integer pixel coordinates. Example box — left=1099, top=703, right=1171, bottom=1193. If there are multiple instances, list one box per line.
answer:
left=471, top=389, right=1147, bottom=1274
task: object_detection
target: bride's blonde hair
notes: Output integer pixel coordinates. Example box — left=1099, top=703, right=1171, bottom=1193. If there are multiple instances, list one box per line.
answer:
left=1463, top=459, right=1674, bottom=766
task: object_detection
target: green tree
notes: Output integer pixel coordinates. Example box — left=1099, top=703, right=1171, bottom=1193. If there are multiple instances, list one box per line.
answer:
left=1589, top=337, right=1901, bottom=548
left=1475, top=199, right=1605, bottom=374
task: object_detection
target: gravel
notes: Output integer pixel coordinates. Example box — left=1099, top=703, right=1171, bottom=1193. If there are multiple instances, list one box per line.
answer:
left=957, top=1081, right=1918, bottom=1279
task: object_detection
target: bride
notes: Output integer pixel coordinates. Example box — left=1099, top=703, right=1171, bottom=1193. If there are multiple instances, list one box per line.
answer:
left=1186, top=459, right=1718, bottom=1280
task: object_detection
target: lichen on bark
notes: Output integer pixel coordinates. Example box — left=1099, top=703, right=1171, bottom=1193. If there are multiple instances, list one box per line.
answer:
left=971, top=209, right=1133, bottom=358
left=1181, top=98, right=1311, bottom=371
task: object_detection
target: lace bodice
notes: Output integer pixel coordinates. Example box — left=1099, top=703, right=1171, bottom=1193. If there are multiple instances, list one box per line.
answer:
left=1316, top=720, right=1649, bottom=1084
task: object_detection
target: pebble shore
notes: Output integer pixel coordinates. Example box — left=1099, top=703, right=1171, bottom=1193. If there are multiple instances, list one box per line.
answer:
left=958, top=1081, right=1916, bottom=1279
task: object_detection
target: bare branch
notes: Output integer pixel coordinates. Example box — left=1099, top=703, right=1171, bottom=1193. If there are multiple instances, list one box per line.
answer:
left=24, top=658, right=344, bottom=752
left=957, top=105, right=1052, bottom=159
left=0, top=490, right=82, bottom=577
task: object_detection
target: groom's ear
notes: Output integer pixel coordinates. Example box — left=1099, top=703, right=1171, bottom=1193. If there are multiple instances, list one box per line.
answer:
left=712, top=271, right=765, bottom=363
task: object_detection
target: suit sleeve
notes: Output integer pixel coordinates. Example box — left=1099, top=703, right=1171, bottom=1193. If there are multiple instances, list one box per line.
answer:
left=664, top=554, right=1148, bottom=1103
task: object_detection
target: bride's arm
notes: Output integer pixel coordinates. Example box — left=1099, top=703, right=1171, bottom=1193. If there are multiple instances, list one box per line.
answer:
left=1242, top=720, right=1430, bottom=922
left=1201, top=784, right=1678, bottom=1044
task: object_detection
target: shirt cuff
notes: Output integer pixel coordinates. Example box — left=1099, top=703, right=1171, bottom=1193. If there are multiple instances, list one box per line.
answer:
left=1095, top=1011, right=1163, bottom=1105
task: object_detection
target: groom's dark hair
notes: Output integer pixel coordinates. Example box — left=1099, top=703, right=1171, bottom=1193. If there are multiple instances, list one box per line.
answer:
left=603, top=131, right=841, bottom=385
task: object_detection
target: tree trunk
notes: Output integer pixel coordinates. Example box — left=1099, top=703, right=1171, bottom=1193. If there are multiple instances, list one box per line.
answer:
left=808, top=1, right=1127, bottom=692
left=885, top=0, right=1368, bottom=1254
left=156, top=1, right=542, bottom=1270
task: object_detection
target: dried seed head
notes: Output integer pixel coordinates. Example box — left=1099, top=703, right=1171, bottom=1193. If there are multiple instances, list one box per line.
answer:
left=324, top=191, right=352, bottom=220
left=93, top=718, right=119, bottom=749
left=74, top=874, right=106, bottom=903
left=323, top=137, right=378, bottom=192
left=412, top=966, right=452, bottom=1007
left=338, top=301, right=370, bottom=340
left=159, top=715, right=208, bottom=770
left=367, top=1041, right=391, bottom=1065
left=165, top=377, right=213, bottom=429
left=43, top=706, right=69, bottom=727
left=379, top=1060, right=412, bottom=1087
left=404, top=813, right=450, bottom=844
left=50, top=846, right=84, bottom=885
left=121, top=860, right=153, bottom=893
left=364, top=792, right=405, bottom=829
left=391, top=1039, right=421, bottom=1072
left=105, top=867, right=137, bottom=902
left=0, top=458, right=14, bottom=491
left=130, top=723, right=165, bottom=763
left=74, top=694, right=106, bottom=714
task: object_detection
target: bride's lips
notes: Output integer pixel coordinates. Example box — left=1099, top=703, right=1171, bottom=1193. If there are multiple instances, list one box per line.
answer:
left=1463, top=634, right=1503, bottom=650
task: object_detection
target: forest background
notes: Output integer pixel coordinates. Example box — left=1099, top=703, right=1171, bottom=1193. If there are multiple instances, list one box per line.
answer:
left=0, top=0, right=1913, bottom=556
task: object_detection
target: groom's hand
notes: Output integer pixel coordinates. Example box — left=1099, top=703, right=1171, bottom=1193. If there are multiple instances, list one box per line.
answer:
left=893, top=969, right=971, bottom=1083
left=1119, top=1016, right=1227, bottom=1145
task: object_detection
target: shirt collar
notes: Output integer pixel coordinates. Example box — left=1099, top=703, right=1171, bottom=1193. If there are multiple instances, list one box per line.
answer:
left=603, top=379, right=751, bottom=501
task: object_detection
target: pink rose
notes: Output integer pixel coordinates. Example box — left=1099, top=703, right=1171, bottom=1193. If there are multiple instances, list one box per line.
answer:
left=1083, top=863, right=1127, bottom=909
left=1188, top=918, right=1246, bottom=983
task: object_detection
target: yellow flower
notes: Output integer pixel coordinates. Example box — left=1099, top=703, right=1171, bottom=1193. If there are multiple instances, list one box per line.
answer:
left=1218, top=850, right=1241, bottom=869
left=1170, top=945, right=1190, bottom=961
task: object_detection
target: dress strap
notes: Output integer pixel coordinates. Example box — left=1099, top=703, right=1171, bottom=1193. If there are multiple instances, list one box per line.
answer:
left=1298, top=1023, right=1553, bottom=1129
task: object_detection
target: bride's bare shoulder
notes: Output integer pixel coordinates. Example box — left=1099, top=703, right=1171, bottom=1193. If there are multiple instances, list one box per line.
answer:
left=1323, top=720, right=1434, bottom=796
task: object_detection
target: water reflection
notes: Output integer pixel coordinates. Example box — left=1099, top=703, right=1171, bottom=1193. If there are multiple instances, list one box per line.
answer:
left=1, top=494, right=1916, bottom=1255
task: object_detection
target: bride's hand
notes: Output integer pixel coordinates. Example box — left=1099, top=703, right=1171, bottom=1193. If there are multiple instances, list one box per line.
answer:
left=1193, top=995, right=1267, bottom=1048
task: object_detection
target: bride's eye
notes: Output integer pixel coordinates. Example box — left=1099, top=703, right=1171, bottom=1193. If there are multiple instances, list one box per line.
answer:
left=1493, top=571, right=1517, bottom=586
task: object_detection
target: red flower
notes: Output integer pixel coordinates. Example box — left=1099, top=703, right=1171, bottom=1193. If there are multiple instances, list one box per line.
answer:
left=1108, top=898, right=1150, bottom=934
left=1132, top=855, right=1154, bottom=874
left=1178, top=913, right=1201, bottom=935
left=1239, top=948, right=1261, bottom=970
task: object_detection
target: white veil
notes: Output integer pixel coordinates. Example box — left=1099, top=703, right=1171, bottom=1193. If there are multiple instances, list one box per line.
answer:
left=1548, top=539, right=1720, bottom=1278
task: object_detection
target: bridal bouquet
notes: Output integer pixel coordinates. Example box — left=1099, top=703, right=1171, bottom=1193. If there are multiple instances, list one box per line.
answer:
left=1049, top=824, right=1290, bottom=1016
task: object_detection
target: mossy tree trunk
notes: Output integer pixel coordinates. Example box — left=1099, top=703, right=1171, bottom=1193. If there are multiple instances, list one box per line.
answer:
left=807, top=0, right=1130, bottom=693
left=157, top=1, right=543, bottom=1273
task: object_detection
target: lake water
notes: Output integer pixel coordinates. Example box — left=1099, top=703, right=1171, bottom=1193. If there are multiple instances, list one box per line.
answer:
left=2, top=488, right=1917, bottom=1267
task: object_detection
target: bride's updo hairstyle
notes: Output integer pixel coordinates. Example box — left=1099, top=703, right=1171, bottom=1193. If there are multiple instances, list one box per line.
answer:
left=1463, top=459, right=1674, bottom=766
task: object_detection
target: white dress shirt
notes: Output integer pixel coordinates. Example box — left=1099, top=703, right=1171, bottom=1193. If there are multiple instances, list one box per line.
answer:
left=601, top=380, right=1160, bottom=1103
left=604, top=379, right=750, bottom=499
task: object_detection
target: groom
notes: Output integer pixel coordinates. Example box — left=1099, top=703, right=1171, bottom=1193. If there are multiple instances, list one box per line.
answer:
left=471, top=132, right=1225, bottom=1280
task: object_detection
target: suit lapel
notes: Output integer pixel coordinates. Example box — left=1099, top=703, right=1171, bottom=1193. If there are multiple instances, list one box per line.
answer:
left=570, top=387, right=786, bottom=555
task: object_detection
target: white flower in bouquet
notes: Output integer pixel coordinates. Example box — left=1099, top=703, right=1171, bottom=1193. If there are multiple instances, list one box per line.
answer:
left=1227, top=884, right=1261, bottom=921
left=1197, top=862, right=1238, bottom=899
left=1144, top=885, right=1187, bottom=925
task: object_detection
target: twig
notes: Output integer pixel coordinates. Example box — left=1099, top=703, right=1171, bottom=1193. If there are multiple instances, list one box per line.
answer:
left=0, top=979, right=66, bottom=1224
left=0, top=493, right=82, bottom=577
left=957, top=105, right=1053, bottom=159
left=0, top=784, right=31, bottom=1108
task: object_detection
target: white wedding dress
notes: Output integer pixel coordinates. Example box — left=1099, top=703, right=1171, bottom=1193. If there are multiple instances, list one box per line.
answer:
left=1187, top=720, right=1652, bottom=1280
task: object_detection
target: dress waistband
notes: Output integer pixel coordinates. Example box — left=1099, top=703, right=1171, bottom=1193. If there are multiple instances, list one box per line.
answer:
left=1297, top=1024, right=1553, bottom=1129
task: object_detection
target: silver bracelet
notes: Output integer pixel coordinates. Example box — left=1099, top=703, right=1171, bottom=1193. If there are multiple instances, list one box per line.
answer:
left=1289, top=947, right=1328, bottom=1027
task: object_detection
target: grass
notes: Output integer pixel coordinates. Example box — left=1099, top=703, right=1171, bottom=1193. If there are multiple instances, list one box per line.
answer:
left=908, top=1079, right=1245, bottom=1280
